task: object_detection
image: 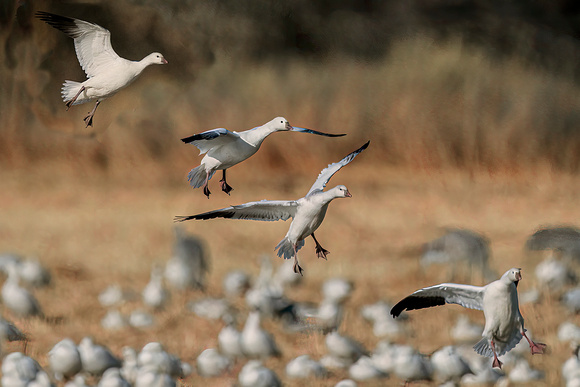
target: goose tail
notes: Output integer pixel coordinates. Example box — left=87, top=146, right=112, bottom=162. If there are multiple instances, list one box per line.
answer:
left=187, top=166, right=214, bottom=189
left=61, top=80, right=86, bottom=105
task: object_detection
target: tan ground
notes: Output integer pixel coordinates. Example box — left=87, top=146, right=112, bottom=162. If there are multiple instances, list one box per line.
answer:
left=0, top=157, right=576, bottom=386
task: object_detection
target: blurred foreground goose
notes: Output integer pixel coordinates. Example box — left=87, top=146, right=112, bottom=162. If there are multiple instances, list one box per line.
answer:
left=48, top=338, right=82, bottom=381
left=78, top=337, right=121, bottom=376
left=2, top=264, right=42, bottom=318
left=175, top=141, right=370, bottom=274
left=182, top=117, right=346, bottom=198
left=35, top=11, right=167, bottom=127
left=390, top=268, right=546, bottom=369
left=240, top=311, right=281, bottom=359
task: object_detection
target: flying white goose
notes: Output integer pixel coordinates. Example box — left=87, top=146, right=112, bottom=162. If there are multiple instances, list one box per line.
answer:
left=390, top=268, right=546, bottom=369
left=35, top=11, right=167, bottom=127
left=181, top=116, right=346, bottom=198
left=175, top=140, right=370, bottom=274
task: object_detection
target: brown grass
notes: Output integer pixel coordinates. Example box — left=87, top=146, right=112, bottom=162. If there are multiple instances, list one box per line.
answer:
left=4, top=35, right=580, bottom=176
left=0, top=162, right=577, bottom=385
left=2, top=10, right=579, bottom=385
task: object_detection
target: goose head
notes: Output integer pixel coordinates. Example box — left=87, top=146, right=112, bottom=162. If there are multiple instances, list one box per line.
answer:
left=265, top=117, right=292, bottom=132
left=144, top=52, right=168, bottom=65
left=503, top=268, right=522, bottom=287
left=333, top=185, right=352, bottom=198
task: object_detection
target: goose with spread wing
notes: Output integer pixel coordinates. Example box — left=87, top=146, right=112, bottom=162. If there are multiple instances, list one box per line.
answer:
left=175, top=141, right=370, bottom=275
left=181, top=117, right=345, bottom=198
left=390, top=268, right=546, bottom=369
left=35, top=11, right=167, bottom=127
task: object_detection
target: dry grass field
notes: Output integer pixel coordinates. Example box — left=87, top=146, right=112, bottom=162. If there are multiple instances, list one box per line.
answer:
left=3, top=4, right=580, bottom=384
left=1, top=157, right=578, bottom=385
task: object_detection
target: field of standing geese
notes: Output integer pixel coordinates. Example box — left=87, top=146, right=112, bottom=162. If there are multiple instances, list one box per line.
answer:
left=3, top=3, right=580, bottom=387
left=2, top=165, right=580, bottom=386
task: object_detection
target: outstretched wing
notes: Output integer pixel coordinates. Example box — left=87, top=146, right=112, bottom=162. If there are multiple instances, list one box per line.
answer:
left=36, top=11, right=121, bottom=78
left=307, top=141, right=370, bottom=195
left=181, top=128, right=241, bottom=155
left=290, top=127, right=346, bottom=137
left=390, top=283, right=485, bottom=318
left=174, top=200, right=299, bottom=222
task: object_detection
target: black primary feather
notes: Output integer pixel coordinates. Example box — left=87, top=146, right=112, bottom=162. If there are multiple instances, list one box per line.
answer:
left=390, top=295, right=446, bottom=318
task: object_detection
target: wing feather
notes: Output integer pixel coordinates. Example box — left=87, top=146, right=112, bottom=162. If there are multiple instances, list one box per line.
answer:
left=181, top=128, right=240, bottom=155
left=174, top=200, right=298, bottom=223
left=308, top=141, right=370, bottom=195
left=391, top=283, right=485, bottom=317
left=36, top=12, right=121, bottom=78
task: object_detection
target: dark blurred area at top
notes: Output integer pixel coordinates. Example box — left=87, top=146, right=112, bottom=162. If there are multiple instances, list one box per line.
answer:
left=3, top=0, right=580, bottom=78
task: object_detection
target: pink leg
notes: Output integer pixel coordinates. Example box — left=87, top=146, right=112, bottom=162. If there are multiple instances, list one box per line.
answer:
left=490, top=340, right=502, bottom=369
left=83, top=100, right=100, bottom=127
left=292, top=245, right=304, bottom=276
left=219, top=170, right=233, bottom=195
left=522, top=331, right=546, bottom=355
left=311, top=233, right=329, bottom=260
left=66, top=86, right=85, bottom=110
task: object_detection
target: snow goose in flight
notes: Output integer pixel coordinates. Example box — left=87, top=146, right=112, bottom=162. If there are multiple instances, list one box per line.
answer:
left=175, top=141, right=370, bottom=274
left=35, top=11, right=167, bottom=127
left=390, top=268, right=546, bottom=369
left=181, top=117, right=346, bottom=198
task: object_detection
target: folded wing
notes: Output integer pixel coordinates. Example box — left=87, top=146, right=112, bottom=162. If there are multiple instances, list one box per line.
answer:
left=390, top=283, right=485, bottom=318
left=181, top=128, right=240, bottom=155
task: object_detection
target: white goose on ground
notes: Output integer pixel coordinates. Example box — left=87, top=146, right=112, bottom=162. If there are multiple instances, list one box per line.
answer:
left=240, top=311, right=281, bottom=359
left=48, top=338, right=82, bottom=381
left=181, top=117, right=345, bottom=198
left=390, top=268, right=546, bottom=369
left=175, top=141, right=370, bottom=274
left=2, top=263, right=42, bottom=318
left=35, top=11, right=167, bottom=127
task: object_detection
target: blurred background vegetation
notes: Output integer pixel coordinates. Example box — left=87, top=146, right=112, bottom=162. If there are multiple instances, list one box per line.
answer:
left=3, top=0, right=580, bottom=180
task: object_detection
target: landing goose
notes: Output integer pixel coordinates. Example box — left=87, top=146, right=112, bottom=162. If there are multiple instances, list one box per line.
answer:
left=175, top=141, right=370, bottom=274
left=390, top=268, right=546, bottom=369
left=35, top=11, right=167, bottom=127
left=182, top=116, right=346, bottom=198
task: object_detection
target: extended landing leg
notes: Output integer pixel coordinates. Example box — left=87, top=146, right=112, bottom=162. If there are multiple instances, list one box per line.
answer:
left=490, top=340, right=502, bottom=369
left=311, top=233, right=329, bottom=260
left=219, top=170, right=233, bottom=195
left=292, top=245, right=304, bottom=276
left=65, top=86, right=85, bottom=110
left=83, top=100, right=100, bottom=128
left=522, top=330, right=546, bottom=355
left=201, top=172, right=212, bottom=199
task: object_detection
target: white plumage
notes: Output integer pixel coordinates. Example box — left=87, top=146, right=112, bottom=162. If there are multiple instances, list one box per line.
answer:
left=35, top=11, right=167, bottom=127
left=238, top=360, right=281, bottom=387
left=181, top=117, right=345, bottom=197
left=196, top=348, right=232, bottom=377
left=2, top=263, right=42, bottom=318
left=391, top=268, right=546, bottom=369
left=78, top=337, right=121, bottom=376
left=285, top=355, right=327, bottom=378
left=240, top=311, right=281, bottom=359
left=48, top=338, right=82, bottom=381
left=175, top=141, right=370, bottom=274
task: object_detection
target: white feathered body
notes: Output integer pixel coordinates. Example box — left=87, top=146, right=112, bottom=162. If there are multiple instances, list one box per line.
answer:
left=198, top=125, right=279, bottom=172
left=476, top=279, right=523, bottom=357
left=62, top=57, right=153, bottom=105
left=200, top=136, right=259, bottom=172
left=287, top=196, right=329, bottom=243
left=276, top=189, right=340, bottom=260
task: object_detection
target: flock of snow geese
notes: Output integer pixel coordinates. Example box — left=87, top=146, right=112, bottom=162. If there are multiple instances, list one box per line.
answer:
left=2, top=8, right=578, bottom=387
